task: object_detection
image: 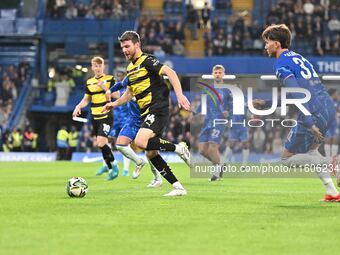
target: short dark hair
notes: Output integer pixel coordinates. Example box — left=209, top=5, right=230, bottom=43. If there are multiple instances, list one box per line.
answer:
left=262, top=24, right=292, bottom=49
left=328, top=88, right=337, bottom=96
left=118, top=31, right=140, bottom=44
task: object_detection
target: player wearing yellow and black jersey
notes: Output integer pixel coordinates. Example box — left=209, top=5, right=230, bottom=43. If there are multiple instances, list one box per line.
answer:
left=72, top=56, right=118, bottom=179
left=103, top=31, right=191, bottom=196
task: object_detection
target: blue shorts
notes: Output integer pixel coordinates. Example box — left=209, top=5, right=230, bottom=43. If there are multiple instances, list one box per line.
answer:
left=118, top=121, right=140, bottom=141
left=229, top=126, right=248, bottom=142
left=109, top=124, right=122, bottom=138
left=285, top=110, right=336, bottom=153
left=199, top=125, right=226, bottom=144
left=325, top=119, right=337, bottom=138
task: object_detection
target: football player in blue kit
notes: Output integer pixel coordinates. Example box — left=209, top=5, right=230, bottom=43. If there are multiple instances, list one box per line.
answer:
left=96, top=70, right=162, bottom=187
left=255, top=24, right=340, bottom=201
left=198, top=65, right=231, bottom=181
left=324, top=88, right=339, bottom=157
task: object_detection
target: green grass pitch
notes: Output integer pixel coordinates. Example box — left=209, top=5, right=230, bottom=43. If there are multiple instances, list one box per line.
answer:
left=0, top=162, right=339, bottom=255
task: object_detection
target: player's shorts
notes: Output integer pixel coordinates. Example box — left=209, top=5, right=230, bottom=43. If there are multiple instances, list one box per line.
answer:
left=285, top=110, right=336, bottom=153
left=109, top=124, right=122, bottom=138
left=229, top=125, right=248, bottom=142
left=118, top=121, right=140, bottom=141
left=141, top=110, right=169, bottom=137
left=199, top=125, right=226, bottom=144
left=325, top=119, right=337, bottom=138
left=92, top=116, right=113, bottom=138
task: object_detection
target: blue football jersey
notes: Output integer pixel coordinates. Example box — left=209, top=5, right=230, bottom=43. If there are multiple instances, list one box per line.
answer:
left=110, top=77, right=141, bottom=126
left=274, top=50, right=333, bottom=127
left=202, top=85, right=231, bottom=128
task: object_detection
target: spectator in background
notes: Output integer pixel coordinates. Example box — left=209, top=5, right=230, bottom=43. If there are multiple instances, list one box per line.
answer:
left=56, top=125, right=68, bottom=160
left=67, top=125, right=79, bottom=160
left=201, top=2, right=211, bottom=28
left=187, top=4, right=199, bottom=40
left=23, top=126, right=36, bottom=152
left=11, top=128, right=23, bottom=152
left=172, top=39, right=185, bottom=56
left=252, top=127, right=266, bottom=153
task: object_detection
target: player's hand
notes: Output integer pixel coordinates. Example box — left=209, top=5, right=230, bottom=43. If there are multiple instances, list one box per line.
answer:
left=105, top=90, right=111, bottom=102
left=252, top=99, right=266, bottom=108
left=310, top=125, right=324, bottom=142
left=72, top=106, right=81, bottom=117
left=177, top=94, right=191, bottom=111
left=101, top=102, right=116, bottom=113
left=97, top=80, right=107, bottom=91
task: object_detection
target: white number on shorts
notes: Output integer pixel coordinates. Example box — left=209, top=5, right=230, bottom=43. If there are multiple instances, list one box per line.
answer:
left=103, top=124, right=110, bottom=134
left=212, top=129, right=220, bottom=138
left=144, top=114, right=155, bottom=127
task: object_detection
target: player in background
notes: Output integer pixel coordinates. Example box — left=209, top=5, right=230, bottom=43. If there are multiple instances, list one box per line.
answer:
left=324, top=88, right=339, bottom=157
left=103, top=31, right=191, bottom=196
left=254, top=24, right=340, bottom=201
left=99, top=72, right=163, bottom=187
left=95, top=69, right=140, bottom=179
left=73, top=56, right=118, bottom=179
left=198, top=65, right=230, bottom=181
left=222, top=86, right=250, bottom=168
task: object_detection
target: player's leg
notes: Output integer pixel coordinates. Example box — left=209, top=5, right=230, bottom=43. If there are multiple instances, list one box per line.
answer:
left=324, top=138, right=332, bottom=157
left=95, top=120, right=119, bottom=181
left=95, top=128, right=118, bottom=176
left=146, top=156, right=163, bottom=188
left=116, top=123, right=146, bottom=178
left=281, top=126, right=339, bottom=200
left=146, top=149, right=186, bottom=196
left=134, top=113, right=191, bottom=167
left=198, top=142, right=212, bottom=162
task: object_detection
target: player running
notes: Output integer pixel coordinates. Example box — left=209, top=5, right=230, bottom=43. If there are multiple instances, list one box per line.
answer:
left=98, top=72, right=163, bottom=187
left=103, top=31, right=191, bottom=196
left=197, top=65, right=231, bottom=181
left=95, top=69, right=146, bottom=180
left=72, top=56, right=118, bottom=179
left=254, top=24, right=340, bottom=201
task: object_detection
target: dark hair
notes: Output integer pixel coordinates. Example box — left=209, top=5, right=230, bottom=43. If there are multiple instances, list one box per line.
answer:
left=118, top=31, right=140, bottom=44
left=262, top=24, right=292, bottom=49
left=328, top=88, right=336, bottom=96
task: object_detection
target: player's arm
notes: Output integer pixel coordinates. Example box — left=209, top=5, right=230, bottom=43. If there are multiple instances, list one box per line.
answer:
left=104, top=76, right=128, bottom=102
left=102, top=87, right=133, bottom=113
left=161, top=66, right=190, bottom=111
left=72, top=95, right=90, bottom=117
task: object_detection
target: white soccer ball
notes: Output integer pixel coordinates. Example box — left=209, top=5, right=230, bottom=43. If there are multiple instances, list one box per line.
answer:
left=67, top=177, right=88, bottom=197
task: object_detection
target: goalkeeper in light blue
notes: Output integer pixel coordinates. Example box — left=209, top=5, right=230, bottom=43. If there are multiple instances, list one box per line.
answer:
left=255, top=24, right=340, bottom=202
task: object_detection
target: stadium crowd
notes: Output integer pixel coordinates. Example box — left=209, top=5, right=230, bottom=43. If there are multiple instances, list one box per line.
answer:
left=46, top=0, right=141, bottom=19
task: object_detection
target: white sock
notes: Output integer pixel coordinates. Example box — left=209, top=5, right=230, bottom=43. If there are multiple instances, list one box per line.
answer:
left=222, top=146, right=232, bottom=163
left=325, top=144, right=331, bottom=157
left=116, top=145, right=143, bottom=165
left=175, top=144, right=183, bottom=154
left=282, top=154, right=338, bottom=196
left=242, top=149, right=250, bottom=165
left=331, top=144, right=338, bottom=156
left=173, top=181, right=185, bottom=190
left=147, top=159, right=161, bottom=180
left=213, top=164, right=221, bottom=178
left=123, top=156, right=130, bottom=171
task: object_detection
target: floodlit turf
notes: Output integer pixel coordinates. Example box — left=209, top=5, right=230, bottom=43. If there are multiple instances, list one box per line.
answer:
left=0, top=162, right=339, bottom=255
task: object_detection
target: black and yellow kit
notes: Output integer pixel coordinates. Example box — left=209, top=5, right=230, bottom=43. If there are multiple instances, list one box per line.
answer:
left=126, top=53, right=170, bottom=136
left=126, top=53, right=169, bottom=117
left=85, top=75, right=115, bottom=137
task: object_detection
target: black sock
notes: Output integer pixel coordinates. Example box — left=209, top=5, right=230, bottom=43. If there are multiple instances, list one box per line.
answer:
left=150, top=155, right=178, bottom=184
left=100, top=144, right=115, bottom=169
left=146, top=137, right=176, bottom=151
